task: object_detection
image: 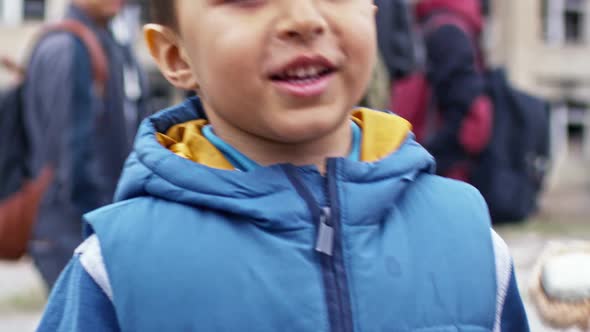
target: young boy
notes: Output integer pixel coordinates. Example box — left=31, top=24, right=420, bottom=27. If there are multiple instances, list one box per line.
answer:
left=38, top=1, right=530, bottom=331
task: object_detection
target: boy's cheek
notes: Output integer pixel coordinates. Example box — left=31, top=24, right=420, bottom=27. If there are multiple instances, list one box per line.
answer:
left=330, top=6, right=377, bottom=43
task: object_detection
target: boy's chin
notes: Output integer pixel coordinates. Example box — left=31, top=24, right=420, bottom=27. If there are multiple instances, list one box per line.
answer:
left=261, top=113, right=351, bottom=145
left=265, top=129, right=328, bottom=145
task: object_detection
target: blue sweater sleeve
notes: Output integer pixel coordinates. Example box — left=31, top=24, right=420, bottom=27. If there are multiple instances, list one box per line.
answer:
left=500, top=266, right=530, bottom=332
left=37, top=257, right=120, bottom=332
left=24, top=33, right=99, bottom=215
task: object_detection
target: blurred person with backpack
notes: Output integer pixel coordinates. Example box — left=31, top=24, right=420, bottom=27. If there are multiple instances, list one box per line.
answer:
left=411, top=0, right=493, bottom=182
left=393, top=0, right=550, bottom=222
left=21, top=0, right=149, bottom=289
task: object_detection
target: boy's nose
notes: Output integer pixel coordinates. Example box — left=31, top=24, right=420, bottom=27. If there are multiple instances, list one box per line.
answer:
left=276, top=1, right=327, bottom=43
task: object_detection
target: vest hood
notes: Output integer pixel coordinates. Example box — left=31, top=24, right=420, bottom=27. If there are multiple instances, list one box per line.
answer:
left=113, top=98, right=436, bottom=226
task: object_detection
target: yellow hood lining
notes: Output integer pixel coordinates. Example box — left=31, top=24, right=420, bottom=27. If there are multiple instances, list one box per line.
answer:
left=157, top=108, right=411, bottom=169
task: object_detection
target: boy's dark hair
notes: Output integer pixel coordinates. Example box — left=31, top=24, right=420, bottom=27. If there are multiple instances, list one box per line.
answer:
left=148, top=0, right=177, bottom=29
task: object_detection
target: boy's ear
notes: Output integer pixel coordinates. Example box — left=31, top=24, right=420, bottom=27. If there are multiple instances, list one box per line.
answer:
left=144, top=24, right=199, bottom=91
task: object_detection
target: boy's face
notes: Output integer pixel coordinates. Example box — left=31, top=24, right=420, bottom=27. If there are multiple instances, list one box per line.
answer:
left=156, top=0, right=376, bottom=144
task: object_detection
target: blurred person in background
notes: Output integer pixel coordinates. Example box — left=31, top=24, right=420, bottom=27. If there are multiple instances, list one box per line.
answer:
left=361, top=0, right=417, bottom=110
left=396, top=0, right=549, bottom=222
left=23, top=0, right=149, bottom=289
left=375, top=0, right=417, bottom=87
left=413, top=0, right=493, bottom=181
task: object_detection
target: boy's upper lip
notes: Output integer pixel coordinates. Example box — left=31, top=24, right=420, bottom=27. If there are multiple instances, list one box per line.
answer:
left=267, top=54, right=338, bottom=79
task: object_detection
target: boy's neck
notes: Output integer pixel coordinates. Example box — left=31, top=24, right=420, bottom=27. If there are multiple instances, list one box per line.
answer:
left=207, top=115, right=353, bottom=174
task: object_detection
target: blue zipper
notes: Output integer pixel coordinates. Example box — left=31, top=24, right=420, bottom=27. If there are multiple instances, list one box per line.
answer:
left=283, top=163, right=354, bottom=332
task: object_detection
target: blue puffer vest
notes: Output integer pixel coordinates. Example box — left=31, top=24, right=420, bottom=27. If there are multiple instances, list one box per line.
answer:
left=85, top=98, right=496, bottom=332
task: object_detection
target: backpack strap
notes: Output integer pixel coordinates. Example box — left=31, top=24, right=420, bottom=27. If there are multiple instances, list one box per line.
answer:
left=41, top=19, right=109, bottom=96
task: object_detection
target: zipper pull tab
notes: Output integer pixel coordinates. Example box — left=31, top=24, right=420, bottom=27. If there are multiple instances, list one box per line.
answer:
left=316, top=207, right=334, bottom=256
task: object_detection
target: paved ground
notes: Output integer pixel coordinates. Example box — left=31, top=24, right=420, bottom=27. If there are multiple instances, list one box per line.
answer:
left=0, top=258, right=45, bottom=332
left=497, top=139, right=590, bottom=332
left=0, top=144, right=588, bottom=332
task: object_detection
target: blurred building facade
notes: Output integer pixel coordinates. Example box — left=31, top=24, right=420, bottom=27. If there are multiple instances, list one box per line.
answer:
left=0, top=0, right=68, bottom=86
left=490, top=0, right=590, bottom=102
left=489, top=0, right=590, bottom=159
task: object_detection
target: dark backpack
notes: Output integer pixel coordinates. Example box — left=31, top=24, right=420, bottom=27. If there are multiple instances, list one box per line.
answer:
left=0, top=82, right=28, bottom=200
left=471, top=68, right=550, bottom=222
left=0, top=20, right=108, bottom=260
left=392, top=13, right=550, bottom=222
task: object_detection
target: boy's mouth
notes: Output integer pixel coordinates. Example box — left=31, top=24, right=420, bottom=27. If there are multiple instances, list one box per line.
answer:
left=269, top=55, right=337, bottom=98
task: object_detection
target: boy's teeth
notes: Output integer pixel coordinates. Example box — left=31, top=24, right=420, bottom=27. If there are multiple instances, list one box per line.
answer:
left=280, top=66, right=326, bottom=80
left=296, top=68, right=306, bottom=78
left=307, top=67, right=318, bottom=77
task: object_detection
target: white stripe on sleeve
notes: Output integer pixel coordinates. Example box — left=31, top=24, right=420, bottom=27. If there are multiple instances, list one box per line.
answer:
left=492, top=230, right=512, bottom=332
left=75, top=235, right=113, bottom=301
